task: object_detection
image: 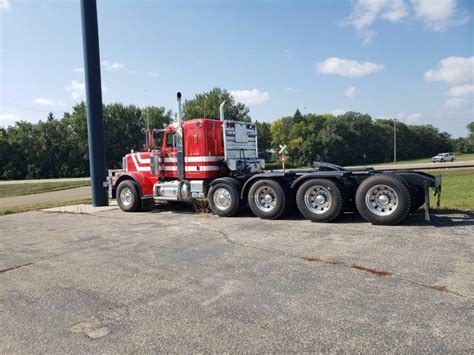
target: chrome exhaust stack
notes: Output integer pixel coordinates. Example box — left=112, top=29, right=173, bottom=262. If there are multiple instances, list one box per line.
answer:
left=175, top=92, right=185, bottom=179
left=219, top=101, right=226, bottom=121
left=176, top=92, right=183, bottom=126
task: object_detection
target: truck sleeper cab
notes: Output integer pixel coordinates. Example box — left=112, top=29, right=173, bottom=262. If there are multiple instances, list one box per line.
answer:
left=109, top=93, right=441, bottom=226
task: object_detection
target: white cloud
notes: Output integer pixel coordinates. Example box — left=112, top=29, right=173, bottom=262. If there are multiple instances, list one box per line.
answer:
left=0, top=114, right=16, bottom=121
left=74, top=67, right=84, bottom=73
left=425, top=56, right=474, bottom=85
left=101, top=60, right=125, bottom=71
left=33, top=98, right=66, bottom=107
left=285, top=87, right=300, bottom=93
left=383, top=0, right=410, bottom=21
left=395, top=112, right=423, bottom=123
left=65, top=80, right=107, bottom=100
left=344, top=0, right=469, bottom=43
left=316, top=57, right=384, bottom=78
left=445, top=97, right=468, bottom=108
left=331, top=108, right=347, bottom=116
left=346, top=86, right=357, bottom=98
left=407, top=112, right=422, bottom=120
left=230, top=89, right=270, bottom=105
left=0, top=0, right=11, bottom=10
left=448, top=84, right=474, bottom=97
left=412, top=0, right=470, bottom=31
left=0, top=114, right=20, bottom=127
left=344, top=0, right=408, bottom=44
left=65, top=80, right=86, bottom=100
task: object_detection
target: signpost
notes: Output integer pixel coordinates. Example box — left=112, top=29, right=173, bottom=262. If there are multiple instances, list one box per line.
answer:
left=279, top=144, right=288, bottom=171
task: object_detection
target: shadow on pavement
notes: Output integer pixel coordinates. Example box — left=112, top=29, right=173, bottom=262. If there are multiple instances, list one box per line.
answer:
left=144, top=201, right=474, bottom=228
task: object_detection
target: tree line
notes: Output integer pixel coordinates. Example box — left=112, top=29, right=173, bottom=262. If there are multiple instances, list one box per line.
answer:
left=0, top=88, right=472, bottom=180
left=0, top=103, right=172, bottom=180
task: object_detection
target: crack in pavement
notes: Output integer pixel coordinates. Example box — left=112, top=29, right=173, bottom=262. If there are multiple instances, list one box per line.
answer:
left=192, top=222, right=472, bottom=299
left=0, top=263, right=33, bottom=273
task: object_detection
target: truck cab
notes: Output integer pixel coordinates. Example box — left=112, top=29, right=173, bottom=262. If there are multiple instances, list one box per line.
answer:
left=109, top=93, right=264, bottom=209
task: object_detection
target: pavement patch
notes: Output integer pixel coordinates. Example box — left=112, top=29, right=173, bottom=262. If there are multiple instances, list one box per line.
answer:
left=42, top=202, right=118, bottom=214
left=68, top=317, right=110, bottom=339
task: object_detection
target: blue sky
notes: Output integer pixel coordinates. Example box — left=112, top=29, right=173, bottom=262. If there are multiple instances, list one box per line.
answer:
left=1, top=0, right=473, bottom=137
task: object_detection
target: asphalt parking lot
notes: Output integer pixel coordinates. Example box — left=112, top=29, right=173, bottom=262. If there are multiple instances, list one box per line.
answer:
left=1, top=205, right=473, bottom=352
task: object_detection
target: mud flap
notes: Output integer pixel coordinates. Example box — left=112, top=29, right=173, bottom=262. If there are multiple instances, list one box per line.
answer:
left=424, top=181, right=430, bottom=221
left=424, top=176, right=442, bottom=221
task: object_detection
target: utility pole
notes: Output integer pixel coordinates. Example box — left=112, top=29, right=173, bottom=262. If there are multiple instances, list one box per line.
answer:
left=80, top=0, right=108, bottom=206
left=393, top=119, right=397, bottom=165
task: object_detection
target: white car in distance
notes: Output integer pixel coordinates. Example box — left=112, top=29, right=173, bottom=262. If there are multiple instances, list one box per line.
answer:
left=432, top=152, right=455, bottom=162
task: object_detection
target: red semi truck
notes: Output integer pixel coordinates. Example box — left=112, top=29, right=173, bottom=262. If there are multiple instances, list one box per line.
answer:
left=108, top=93, right=441, bottom=225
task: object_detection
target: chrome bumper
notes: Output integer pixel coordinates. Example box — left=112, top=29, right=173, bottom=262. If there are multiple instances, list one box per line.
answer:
left=107, top=169, right=123, bottom=199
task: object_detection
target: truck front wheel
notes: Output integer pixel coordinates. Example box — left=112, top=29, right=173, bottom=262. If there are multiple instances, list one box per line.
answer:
left=355, top=175, right=411, bottom=225
left=208, top=182, right=240, bottom=217
left=116, top=180, right=142, bottom=212
left=296, top=179, right=343, bottom=222
left=248, top=179, right=287, bottom=220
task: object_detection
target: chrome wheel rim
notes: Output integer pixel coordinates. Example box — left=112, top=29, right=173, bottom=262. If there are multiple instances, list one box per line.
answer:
left=304, top=185, right=332, bottom=214
left=254, top=185, right=277, bottom=212
left=119, top=187, right=133, bottom=207
left=365, top=184, right=398, bottom=216
left=213, top=187, right=231, bottom=211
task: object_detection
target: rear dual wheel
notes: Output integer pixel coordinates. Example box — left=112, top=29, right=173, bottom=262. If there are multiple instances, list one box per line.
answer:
left=296, top=179, right=343, bottom=222
left=355, top=175, right=411, bottom=225
left=248, top=179, right=287, bottom=220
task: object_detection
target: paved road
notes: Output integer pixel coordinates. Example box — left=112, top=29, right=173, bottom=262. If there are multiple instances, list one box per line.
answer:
left=0, top=206, right=472, bottom=352
left=0, top=186, right=91, bottom=209
left=350, top=159, right=474, bottom=171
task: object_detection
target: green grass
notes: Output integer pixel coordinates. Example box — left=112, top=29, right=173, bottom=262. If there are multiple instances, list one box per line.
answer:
left=0, top=198, right=92, bottom=216
left=374, top=153, right=474, bottom=166
left=0, top=181, right=90, bottom=198
left=423, top=168, right=474, bottom=211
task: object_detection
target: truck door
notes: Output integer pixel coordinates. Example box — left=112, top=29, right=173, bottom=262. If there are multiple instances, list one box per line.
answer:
left=163, top=130, right=178, bottom=178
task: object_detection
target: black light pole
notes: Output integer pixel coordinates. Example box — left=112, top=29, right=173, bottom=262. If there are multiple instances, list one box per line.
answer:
left=80, top=0, right=108, bottom=206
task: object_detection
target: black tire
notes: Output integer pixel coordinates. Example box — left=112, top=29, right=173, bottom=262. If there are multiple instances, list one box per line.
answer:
left=248, top=179, right=287, bottom=219
left=380, top=173, right=420, bottom=214
left=208, top=182, right=240, bottom=217
left=355, top=175, right=411, bottom=225
left=296, top=179, right=343, bottom=222
left=116, top=180, right=142, bottom=212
